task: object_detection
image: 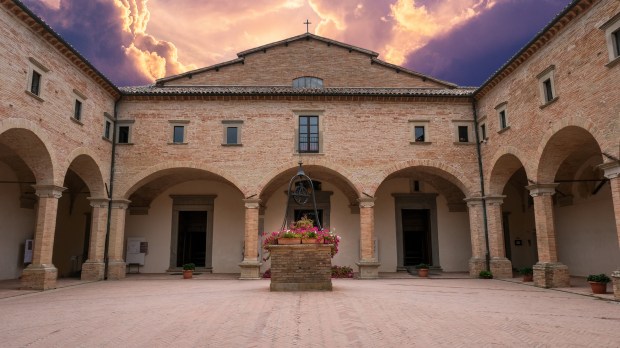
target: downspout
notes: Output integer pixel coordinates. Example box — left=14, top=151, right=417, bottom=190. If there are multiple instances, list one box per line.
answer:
left=104, top=97, right=120, bottom=279
left=471, top=97, right=491, bottom=272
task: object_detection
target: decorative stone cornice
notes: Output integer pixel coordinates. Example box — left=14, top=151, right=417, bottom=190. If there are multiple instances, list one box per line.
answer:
left=525, top=183, right=558, bottom=197
left=32, top=185, right=66, bottom=199
left=110, top=199, right=131, bottom=210
left=358, top=197, right=375, bottom=208
left=484, top=195, right=506, bottom=205
left=464, top=196, right=484, bottom=206
left=88, top=197, right=110, bottom=208
left=243, top=198, right=261, bottom=209
left=598, top=161, right=620, bottom=179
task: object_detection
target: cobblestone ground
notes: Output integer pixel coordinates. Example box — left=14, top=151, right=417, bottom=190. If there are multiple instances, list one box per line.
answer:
left=0, top=278, right=619, bottom=347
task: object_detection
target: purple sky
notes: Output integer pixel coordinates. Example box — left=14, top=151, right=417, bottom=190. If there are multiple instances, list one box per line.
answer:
left=23, top=0, right=572, bottom=87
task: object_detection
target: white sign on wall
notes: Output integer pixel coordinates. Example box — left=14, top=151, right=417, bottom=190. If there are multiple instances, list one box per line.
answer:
left=23, top=239, right=33, bottom=264
left=126, top=237, right=146, bottom=265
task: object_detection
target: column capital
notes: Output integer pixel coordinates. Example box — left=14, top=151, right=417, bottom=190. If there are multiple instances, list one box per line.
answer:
left=32, top=185, right=66, bottom=199
left=243, top=198, right=261, bottom=209
left=484, top=195, right=506, bottom=205
left=598, top=160, right=620, bottom=179
left=358, top=197, right=375, bottom=208
left=526, top=183, right=558, bottom=197
left=110, top=199, right=131, bottom=209
left=88, top=197, right=110, bottom=208
left=464, top=196, right=484, bottom=206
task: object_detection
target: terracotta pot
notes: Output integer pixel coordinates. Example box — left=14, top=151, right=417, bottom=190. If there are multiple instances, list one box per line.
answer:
left=417, top=269, right=429, bottom=277
left=302, top=238, right=317, bottom=244
left=278, top=237, right=301, bottom=245
left=522, top=274, right=533, bottom=282
left=589, top=281, right=607, bottom=294
left=183, top=270, right=193, bottom=279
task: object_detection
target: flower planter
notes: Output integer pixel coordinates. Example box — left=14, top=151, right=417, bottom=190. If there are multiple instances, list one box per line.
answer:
left=589, top=281, right=607, bottom=294
left=302, top=238, right=317, bottom=244
left=183, top=270, right=193, bottom=279
left=417, top=269, right=429, bottom=277
left=278, top=237, right=301, bottom=245
left=522, top=274, right=533, bottom=282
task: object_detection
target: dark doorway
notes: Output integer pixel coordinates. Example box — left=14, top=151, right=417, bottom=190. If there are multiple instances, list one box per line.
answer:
left=402, top=209, right=431, bottom=266
left=176, top=211, right=207, bottom=267
left=294, top=209, right=323, bottom=227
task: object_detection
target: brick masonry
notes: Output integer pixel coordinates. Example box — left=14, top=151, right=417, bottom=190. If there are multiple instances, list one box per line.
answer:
left=268, top=244, right=332, bottom=291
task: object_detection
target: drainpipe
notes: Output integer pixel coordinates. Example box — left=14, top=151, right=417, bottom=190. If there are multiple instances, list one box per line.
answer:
left=471, top=97, right=491, bottom=272
left=103, top=97, right=120, bottom=279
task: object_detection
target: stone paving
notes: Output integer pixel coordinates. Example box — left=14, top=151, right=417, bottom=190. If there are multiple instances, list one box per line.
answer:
left=0, top=276, right=619, bottom=347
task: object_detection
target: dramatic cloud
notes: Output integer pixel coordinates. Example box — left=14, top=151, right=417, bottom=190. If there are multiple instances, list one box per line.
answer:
left=24, top=0, right=571, bottom=87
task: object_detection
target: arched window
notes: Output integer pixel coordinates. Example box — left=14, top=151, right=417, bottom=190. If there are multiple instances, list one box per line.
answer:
left=292, top=76, right=323, bottom=89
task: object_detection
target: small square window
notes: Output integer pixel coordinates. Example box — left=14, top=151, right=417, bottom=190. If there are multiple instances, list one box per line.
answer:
left=74, top=100, right=82, bottom=121
left=104, top=120, right=112, bottom=139
left=614, top=29, right=620, bottom=57
left=30, top=71, right=41, bottom=96
left=221, top=120, right=243, bottom=146
left=499, top=110, right=507, bottom=129
left=299, top=115, right=319, bottom=153
left=543, top=79, right=553, bottom=102
left=600, top=16, right=620, bottom=65
left=414, top=126, right=425, bottom=142
left=480, top=123, right=487, bottom=140
left=458, top=126, right=469, bottom=143
left=118, top=126, right=130, bottom=144
left=226, top=127, right=238, bottom=144
left=173, top=125, right=184, bottom=143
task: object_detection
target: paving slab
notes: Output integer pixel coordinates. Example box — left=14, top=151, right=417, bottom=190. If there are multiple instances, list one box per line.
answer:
left=0, top=277, right=619, bottom=347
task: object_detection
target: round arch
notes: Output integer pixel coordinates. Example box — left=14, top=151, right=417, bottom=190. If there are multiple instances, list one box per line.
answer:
left=63, top=148, right=106, bottom=197
left=487, top=149, right=531, bottom=195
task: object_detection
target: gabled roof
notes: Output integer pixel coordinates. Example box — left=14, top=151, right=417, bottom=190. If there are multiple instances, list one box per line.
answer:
left=155, top=33, right=457, bottom=88
left=3, top=0, right=120, bottom=98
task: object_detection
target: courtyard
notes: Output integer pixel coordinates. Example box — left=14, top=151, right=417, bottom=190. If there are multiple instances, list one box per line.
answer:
left=0, top=275, right=619, bottom=347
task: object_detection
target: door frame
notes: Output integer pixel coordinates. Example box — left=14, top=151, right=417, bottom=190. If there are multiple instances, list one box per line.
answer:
left=393, top=193, right=440, bottom=271
left=169, top=195, right=216, bottom=270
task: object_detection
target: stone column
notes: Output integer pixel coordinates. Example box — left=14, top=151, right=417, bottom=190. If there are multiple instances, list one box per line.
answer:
left=106, top=199, right=130, bottom=280
left=21, top=185, right=66, bottom=290
left=526, top=183, right=569, bottom=288
left=465, top=197, right=486, bottom=277
left=485, top=195, right=513, bottom=278
left=239, top=198, right=262, bottom=279
left=599, top=161, right=620, bottom=300
left=81, top=197, right=110, bottom=281
left=356, top=197, right=380, bottom=278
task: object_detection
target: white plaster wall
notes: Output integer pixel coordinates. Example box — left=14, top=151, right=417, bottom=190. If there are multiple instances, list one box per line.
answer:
left=556, top=185, right=619, bottom=276
left=375, top=178, right=471, bottom=272
left=125, top=180, right=245, bottom=273
left=262, top=182, right=360, bottom=272
left=52, top=193, right=90, bottom=277
left=502, top=185, right=537, bottom=269
left=0, top=163, right=35, bottom=280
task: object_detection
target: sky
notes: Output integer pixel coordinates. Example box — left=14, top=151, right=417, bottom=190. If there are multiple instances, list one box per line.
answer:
left=23, top=0, right=572, bottom=87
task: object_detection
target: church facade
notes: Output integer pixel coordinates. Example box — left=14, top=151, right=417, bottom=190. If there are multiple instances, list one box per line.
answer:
left=1, top=0, right=619, bottom=298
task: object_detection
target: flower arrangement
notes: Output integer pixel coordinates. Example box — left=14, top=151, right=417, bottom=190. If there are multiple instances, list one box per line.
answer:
left=331, top=265, right=354, bottom=278
left=261, top=215, right=341, bottom=260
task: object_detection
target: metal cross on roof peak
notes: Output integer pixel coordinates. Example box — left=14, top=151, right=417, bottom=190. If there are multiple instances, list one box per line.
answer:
left=304, top=19, right=311, bottom=33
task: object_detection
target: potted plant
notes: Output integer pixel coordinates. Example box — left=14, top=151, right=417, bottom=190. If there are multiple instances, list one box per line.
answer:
left=519, top=267, right=533, bottom=282
left=479, top=270, right=493, bottom=279
left=182, top=263, right=195, bottom=279
left=415, top=263, right=430, bottom=277
left=586, top=273, right=610, bottom=294
left=277, top=230, right=301, bottom=245
left=302, top=230, right=318, bottom=244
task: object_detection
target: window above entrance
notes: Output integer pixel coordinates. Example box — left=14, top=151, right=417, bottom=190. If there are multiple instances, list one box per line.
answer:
left=293, top=76, right=323, bottom=89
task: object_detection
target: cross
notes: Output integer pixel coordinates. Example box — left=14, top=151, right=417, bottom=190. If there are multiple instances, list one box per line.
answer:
left=304, top=19, right=311, bottom=33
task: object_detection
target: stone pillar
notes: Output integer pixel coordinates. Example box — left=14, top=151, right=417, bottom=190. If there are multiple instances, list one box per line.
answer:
left=21, top=185, right=66, bottom=290
left=239, top=198, right=262, bottom=279
left=485, top=195, right=513, bottom=278
left=106, top=199, right=130, bottom=280
left=81, top=197, right=110, bottom=281
left=465, top=197, right=486, bottom=277
left=356, top=197, right=380, bottom=278
left=599, top=161, right=620, bottom=299
left=526, top=183, right=569, bottom=288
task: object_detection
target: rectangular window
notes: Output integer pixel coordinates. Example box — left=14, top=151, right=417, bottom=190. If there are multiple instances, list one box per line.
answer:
left=543, top=79, right=554, bottom=102
left=118, top=126, right=130, bottom=144
left=104, top=120, right=112, bottom=139
left=458, top=126, right=469, bottom=142
left=614, top=29, right=620, bottom=57
left=480, top=123, right=487, bottom=140
left=414, top=126, right=425, bottom=142
left=299, top=116, right=319, bottom=153
left=74, top=100, right=82, bottom=121
left=499, top=110, right=507, bottom=129
left=30, top=71, right=41, bottom=96
left=173, top=125, right=185, bottom=143
left=226, top=127, right=238, bottom=144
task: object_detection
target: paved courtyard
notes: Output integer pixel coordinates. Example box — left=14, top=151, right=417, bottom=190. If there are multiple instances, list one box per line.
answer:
left=1, top=276, right=619, bottom=347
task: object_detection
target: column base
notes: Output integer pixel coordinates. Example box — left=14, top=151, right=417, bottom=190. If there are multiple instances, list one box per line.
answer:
left=239, top=260, right=262, bottom=279
left=81, top=261, right=105, bottom=281
left=107, top=260, right=126, bottom=280
left=21, top=264, right=57, bottom=290
left=356, top=260, right=380, bottom=279
left=468, top=257, right=486, bottom=277
left=612, top=270, right=620, bottom=300
left=490, top=258, right=513, bottom=279
left=533, top=262, right=569, bottom=288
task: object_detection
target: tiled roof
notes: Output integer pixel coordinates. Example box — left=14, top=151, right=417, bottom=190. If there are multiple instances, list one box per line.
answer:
left=120, top=85, right=475, bottom=97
